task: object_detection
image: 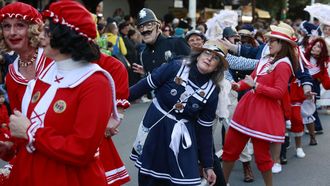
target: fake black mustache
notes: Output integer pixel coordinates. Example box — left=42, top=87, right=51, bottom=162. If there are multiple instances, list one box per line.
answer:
left=141, top=31, right=152, bottom=36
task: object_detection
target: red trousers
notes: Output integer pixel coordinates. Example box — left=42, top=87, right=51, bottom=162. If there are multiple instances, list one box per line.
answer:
left=222, top=127, right=273, bottom=172
left=290, top=105, right=304, bottom=133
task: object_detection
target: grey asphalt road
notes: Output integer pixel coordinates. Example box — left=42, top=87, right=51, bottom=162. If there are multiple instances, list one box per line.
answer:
left=114, top=102, right=330, bottom=186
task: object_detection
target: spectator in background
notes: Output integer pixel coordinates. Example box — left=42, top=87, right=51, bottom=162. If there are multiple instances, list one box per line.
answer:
left=162, top=24, right=173, bottom=37
left=96, top=1, right=103, bottom=17
left=196, top=23, right=208, bottom=34
left=255, top=31, right=266, bottom=45
left=185, top=29, right=206, bottom=49
left=124, top=15, right=135, bottom=28
left=126, top=29, right=143, bottom=87
left=238, top=29, right=259, bottom=47
left=104, top=21, right=130, bottom=68
left=174, top=19, right=191, bottom=38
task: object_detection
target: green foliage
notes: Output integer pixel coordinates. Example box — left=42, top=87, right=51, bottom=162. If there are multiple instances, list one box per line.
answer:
left=256, top=0, right=330, bottom=20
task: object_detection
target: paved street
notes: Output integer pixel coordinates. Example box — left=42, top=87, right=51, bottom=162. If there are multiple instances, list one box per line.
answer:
left=114, top=102, right=330, bottom=186
left=1, top=102, right=329, bottom=185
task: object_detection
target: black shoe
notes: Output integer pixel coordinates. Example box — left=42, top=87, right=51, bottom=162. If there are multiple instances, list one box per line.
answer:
left=284, top=136, right=290, bottom=149
left=315, top=130, right=323, bottom=135
left=280, top=157, right=288, bottom=165
left=309, top=137, right=318, bottom=146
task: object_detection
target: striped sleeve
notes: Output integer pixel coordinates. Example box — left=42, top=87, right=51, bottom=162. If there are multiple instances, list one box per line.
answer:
left=226, top=53, right=258, bottom=71
left=129, top=61, right=179, bottom=101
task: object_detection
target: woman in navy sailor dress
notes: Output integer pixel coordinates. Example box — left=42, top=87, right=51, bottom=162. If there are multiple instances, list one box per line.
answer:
left=129, top=40, right=228, bottom=186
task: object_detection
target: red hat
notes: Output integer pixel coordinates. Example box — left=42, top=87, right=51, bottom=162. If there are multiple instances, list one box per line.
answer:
left=42, top=1, right=96, bottom=40
left=0, top=2, right=42, bottom=24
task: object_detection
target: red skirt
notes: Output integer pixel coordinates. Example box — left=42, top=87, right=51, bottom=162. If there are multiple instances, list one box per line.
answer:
left=99, top=138, right=130, bottom=186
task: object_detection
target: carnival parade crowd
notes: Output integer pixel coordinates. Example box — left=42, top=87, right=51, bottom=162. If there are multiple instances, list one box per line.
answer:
left=0, top=0, right=329, bottom=186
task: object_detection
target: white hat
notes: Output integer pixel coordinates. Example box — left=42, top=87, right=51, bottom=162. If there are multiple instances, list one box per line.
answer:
left=265, top=22, right=297, bottom=46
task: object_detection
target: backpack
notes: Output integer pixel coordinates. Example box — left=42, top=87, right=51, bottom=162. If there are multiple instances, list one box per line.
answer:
left=112, top=36, right=120, bottom=56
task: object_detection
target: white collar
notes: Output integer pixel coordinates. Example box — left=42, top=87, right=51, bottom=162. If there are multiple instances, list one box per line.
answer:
left=56, top=58, right=86, bottom=73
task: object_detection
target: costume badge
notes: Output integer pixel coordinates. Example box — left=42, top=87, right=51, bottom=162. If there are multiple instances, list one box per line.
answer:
left=139, top=10, right=146, bottom=18
left=266, top=64, right=275, bottom=73
left=170, top=89, right=177, bottom=96
left=174, top=102, right=184, bottom=111
left=31, top=91, right=41, bottom=103
left=174, top=76, right=183, bottom=85
left=192, top=103, right=200, bottom=109
left=199, top=91, right=205, bottom=97
left=165, top=50, right=172, bottom=61
left=53, top=100, right=66, bottom=113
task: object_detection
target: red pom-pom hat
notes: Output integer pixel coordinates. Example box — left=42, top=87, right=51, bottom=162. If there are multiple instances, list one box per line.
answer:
left=42, top=1, right=97, bottom=41
left=0, top=2, right=42, bottom=24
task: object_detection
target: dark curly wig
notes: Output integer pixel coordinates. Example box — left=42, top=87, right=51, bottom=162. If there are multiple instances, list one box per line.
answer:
left=48, top=20, right=100, bottom=62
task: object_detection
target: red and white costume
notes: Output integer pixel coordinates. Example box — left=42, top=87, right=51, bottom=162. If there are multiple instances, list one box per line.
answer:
left=308, top=57, right=330, bottom=88
left=8, top=59, right=115, bottom=186
left=94, top=54, right=130, bottom=185
left=230, top=57, right=293, bottom=142
left=5, top=48, right=53, bottom=112
left=2, top=48, right=53, bottom=167
left=0, top=104, right=9, bottom=126
left=287, top=78, right=306, bottom=135
left=223, top=57, right=293, bottom=171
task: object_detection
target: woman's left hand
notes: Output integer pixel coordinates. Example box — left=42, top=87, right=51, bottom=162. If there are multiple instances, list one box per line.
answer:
left=9, top=110, right=30, bottom=140
left=203, top=168, right=216, bottom=186
left=243, top=75, right=255, bottom=87
left=105, top=116, right=121, bottom=138
left=304, top=91, right=317, bottom=100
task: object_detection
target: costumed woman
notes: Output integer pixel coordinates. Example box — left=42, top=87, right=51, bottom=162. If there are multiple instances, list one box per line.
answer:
left=7, top=1, right=116, bottom=185
left=0, top=2, right=53, bottom=183
left=96, top=53, right=131, bottom=185
left=129, top=40, right=228, bottom=185
left=222, top=24, right=299, bottom=186
left=303, top=37, right=330, bottom=144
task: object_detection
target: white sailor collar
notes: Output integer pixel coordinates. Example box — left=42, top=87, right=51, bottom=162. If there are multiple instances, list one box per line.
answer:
left=39, top=58, right=103, bottom=88
left=9, top=48, right=46, bottom=85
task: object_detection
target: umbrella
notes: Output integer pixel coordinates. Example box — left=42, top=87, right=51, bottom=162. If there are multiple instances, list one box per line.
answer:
left=304, top=3, right=330, bottom=25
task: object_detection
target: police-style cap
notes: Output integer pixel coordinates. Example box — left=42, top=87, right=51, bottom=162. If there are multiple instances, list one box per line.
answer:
left=136, top=8, right=160, bottom=26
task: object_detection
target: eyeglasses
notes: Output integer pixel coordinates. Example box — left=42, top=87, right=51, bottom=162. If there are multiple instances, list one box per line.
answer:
left=138, top=22, right=156, bottom=31
left=164, top=28, right=170, bottom=32
left=201, top=50, right=221, bottom=62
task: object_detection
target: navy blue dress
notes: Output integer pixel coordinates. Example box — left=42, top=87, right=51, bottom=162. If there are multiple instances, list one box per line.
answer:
left=129, top=60, right=219, bottom=185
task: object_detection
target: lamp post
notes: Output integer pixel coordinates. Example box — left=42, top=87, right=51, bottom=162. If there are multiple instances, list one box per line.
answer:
left=252, top=0, right=256, bottom=23
left=188, top=0, right=197, bottom=28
